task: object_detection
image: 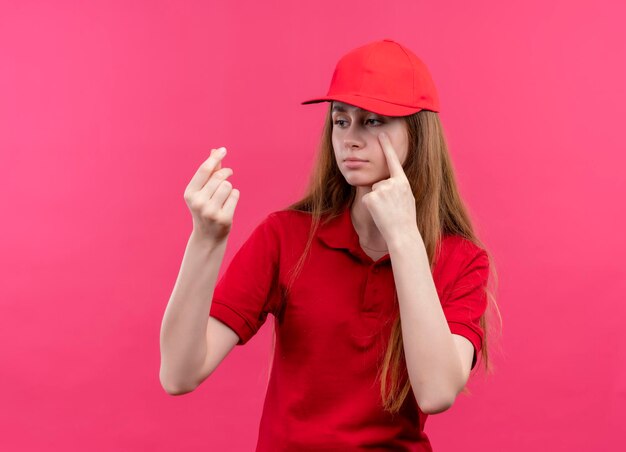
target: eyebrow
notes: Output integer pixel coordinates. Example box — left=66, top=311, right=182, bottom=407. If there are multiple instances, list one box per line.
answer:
left=331, top=104, right=369, bottom=114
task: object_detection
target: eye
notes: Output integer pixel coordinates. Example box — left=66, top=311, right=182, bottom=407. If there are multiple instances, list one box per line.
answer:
left=333, top=118, right=382, bottom=128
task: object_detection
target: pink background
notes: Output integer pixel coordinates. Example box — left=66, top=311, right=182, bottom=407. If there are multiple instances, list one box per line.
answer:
left=1, top=0, right=625, bottom=450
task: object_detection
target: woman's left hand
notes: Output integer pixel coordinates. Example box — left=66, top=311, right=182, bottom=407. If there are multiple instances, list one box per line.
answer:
left=361, top=132, right=420, bottom=245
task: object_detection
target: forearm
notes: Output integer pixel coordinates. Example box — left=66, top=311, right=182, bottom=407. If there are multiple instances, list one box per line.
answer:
left=159, top=233, right=227, bottom=393
left=388, top=230, right=464, bottom=413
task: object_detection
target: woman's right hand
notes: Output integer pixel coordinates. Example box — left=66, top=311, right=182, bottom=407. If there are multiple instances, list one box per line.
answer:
left=184, top=147, right=239, bottom=246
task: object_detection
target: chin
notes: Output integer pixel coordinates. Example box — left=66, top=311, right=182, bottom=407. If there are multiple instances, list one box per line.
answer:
left=342, top=174, right=378, bottom=186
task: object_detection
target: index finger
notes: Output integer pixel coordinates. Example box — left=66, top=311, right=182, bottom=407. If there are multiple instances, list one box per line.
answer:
left=377, top=133, right=406, bottom=179
left=187, top=147, right=227, bottom=192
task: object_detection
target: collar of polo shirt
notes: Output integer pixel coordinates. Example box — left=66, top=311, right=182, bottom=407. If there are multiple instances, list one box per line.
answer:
left=316, top=205, right=391, bottom=265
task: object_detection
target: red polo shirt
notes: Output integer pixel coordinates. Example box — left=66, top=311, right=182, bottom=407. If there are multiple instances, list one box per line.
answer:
left=209, top=204, right=489, bottom=451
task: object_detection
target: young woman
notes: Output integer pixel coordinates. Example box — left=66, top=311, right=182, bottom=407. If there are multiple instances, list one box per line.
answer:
left=160, top=39, right=500, bottom=451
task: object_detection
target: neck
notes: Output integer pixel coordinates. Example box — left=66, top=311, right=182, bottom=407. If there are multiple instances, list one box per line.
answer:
left=350, top=188, right=388, bottom=251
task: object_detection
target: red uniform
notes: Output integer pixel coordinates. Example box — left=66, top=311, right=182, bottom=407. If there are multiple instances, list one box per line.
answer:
left=209, top=205, right=489, bottom=451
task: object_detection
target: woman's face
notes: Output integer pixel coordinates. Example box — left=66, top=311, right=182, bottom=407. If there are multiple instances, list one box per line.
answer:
left=331, top=101, right=408, bottom=186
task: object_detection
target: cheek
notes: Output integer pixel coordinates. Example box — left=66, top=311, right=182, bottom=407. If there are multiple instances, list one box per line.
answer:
left=392, top=138, right=408, bottom=164
left=399, top=147, right=407, bottom=163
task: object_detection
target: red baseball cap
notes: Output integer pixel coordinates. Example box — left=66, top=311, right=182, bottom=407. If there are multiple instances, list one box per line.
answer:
left=301, top=39, right=440, bottom=117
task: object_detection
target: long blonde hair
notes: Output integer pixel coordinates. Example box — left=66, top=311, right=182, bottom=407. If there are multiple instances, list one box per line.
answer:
left=266, top=103, right=501, bottom=414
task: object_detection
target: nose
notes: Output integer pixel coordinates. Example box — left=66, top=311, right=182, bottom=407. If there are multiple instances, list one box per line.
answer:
left=342, top=126, right=365, bottom=150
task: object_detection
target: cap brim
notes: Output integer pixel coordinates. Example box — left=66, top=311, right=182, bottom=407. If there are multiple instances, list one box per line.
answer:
left=301, top=94, right=427, bottom=117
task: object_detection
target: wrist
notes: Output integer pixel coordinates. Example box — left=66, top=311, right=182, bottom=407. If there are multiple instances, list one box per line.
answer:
left=388, top=228, right=423, bottom=252
left=188, top=230, right=227, bottom=253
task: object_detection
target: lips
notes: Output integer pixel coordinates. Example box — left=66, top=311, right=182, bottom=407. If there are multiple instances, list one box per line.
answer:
left=344, top=158, right=368, bottom=162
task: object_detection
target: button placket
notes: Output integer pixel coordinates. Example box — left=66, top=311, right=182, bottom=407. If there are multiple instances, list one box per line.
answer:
left=362, top=264, right=383, bottom=314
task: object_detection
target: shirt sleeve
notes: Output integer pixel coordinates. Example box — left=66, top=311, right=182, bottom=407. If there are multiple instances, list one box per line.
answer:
left=209, top=212, right=282, bottom=346
left=441, top=246, right=490, bottom=370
